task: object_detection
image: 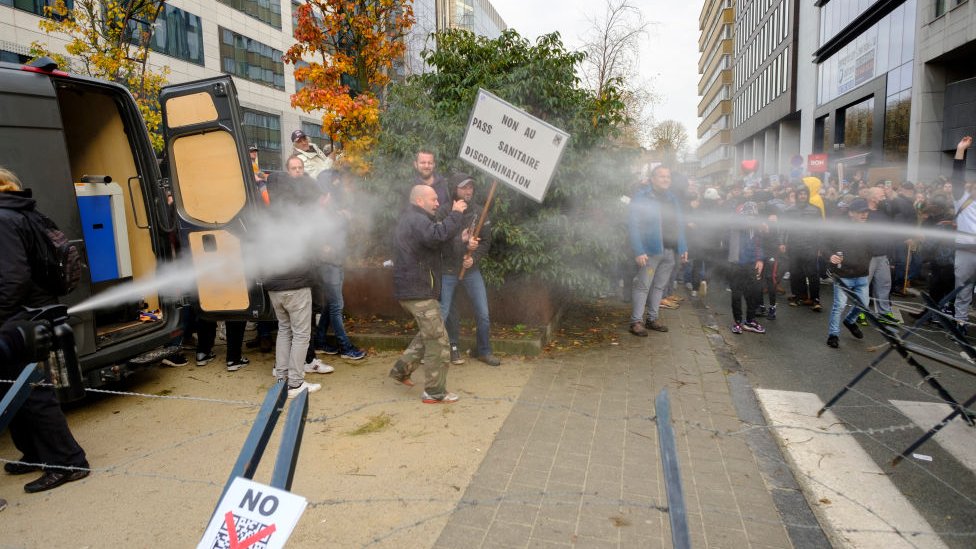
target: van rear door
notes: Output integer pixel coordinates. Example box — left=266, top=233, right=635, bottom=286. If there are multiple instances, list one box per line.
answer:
left=159, top=76, right=267, bottom=319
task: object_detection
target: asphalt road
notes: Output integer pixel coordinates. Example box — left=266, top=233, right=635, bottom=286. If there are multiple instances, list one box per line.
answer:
left=700, top=279, right=976, bottom=548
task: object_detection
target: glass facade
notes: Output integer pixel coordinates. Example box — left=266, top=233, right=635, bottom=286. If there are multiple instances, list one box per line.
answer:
left=242, top=109, right=281, bottom=171
left=217, top=0, right=282, bottom=29
left=219, top=27, right=285, bottom=90
left=133, top=4, right=205, bottom=66
left=816, top=114, right=832, bottom=153
left=819, top=0, right=878, bottom=45
left=817, top=0, right=916, bottom=105
left=0, top=0, right=71, bottom=16
left=816, top=0, right=916, bottom=162
left=842, top=97, right=874, bottom=156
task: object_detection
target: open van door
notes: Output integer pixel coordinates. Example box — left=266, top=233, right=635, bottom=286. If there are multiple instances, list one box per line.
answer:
left=159, top=76, right=267, bottom=319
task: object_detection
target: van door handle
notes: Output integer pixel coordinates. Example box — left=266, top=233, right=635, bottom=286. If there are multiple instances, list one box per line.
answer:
left=127, top=176, right=150, bottom=229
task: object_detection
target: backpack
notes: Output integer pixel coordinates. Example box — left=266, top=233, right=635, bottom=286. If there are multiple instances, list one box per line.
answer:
left=20, top=209, right=84, bottom=296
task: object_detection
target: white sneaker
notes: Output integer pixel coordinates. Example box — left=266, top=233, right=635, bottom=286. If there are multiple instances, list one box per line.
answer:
left=304, top=358, right=334, bottom=374
left=287, top=381, right=321, bottom=399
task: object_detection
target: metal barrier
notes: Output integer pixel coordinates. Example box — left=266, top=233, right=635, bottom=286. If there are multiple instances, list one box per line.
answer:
left=212, top=380, right=308, bottom=512
left=819, top=274, right=976, bottom=465
left=0, top=363, right=43, bottom=433
left=656, top=388, right=691, bottom=549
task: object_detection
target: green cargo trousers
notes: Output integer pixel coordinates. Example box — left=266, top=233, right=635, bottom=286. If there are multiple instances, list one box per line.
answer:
left=394, top=298, right=450, bottom=398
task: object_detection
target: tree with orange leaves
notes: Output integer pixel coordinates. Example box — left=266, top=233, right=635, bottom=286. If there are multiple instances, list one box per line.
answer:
left=285, top=0, right=414, bottom=174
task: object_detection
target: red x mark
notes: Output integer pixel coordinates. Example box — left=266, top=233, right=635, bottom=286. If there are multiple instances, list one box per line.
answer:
left=223, top=511, right=277, bottom=549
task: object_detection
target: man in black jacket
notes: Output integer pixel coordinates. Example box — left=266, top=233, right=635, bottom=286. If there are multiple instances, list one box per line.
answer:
left=388, top=185, right=468, bottom=403
left=0, top=166, right=89, bottom=493
left=826, top=198, right=873, bottom=348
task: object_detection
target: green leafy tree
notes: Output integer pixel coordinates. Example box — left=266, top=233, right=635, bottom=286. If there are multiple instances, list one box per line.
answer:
left=30, top=0, right=169, bottom=152
left=362, top=29, right=640, bottom=294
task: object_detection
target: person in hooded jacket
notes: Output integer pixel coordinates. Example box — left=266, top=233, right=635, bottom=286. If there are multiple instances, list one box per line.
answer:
left=727, top=202, right=765, bottom=334
left=782, top=183, right=824, bottom=310
left=437, top=173, right=500, bottom=367
left=0, top=166, right=90, bottom=493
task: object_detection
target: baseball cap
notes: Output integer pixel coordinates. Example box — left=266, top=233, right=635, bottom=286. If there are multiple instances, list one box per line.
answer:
left=248, top=144, right=258, bottom=152
left=849, top=197, right=869, bottom=212
left=448, top=172, right=474, bottom=188
left=290, top=129, right=307, bottom=142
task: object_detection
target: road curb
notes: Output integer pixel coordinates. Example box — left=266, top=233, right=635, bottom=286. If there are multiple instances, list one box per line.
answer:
left=693, top=302, right=832, bottom=548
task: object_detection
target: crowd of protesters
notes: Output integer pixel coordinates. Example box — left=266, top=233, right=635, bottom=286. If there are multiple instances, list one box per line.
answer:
left=627, top=136, right=974, bottom=348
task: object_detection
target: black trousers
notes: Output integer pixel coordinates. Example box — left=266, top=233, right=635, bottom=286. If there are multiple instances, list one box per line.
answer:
left=9, top=385, right=88, bottom=469
left=789, top=251, right=821, bottom=302
left=729, top=263, right=761, bottom=324
left=197, top=320, right=246, bottom=362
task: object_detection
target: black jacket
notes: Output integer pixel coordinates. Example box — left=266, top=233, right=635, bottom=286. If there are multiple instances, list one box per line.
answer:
left=0, top=192, right=56, bottom=324
left=262, top=173, right=320, bottom=291
left=827, top=221, right=873, bottom=278
left=437, top=201, right=490, bottom=275
left=393, top=205, right=463, bottom=300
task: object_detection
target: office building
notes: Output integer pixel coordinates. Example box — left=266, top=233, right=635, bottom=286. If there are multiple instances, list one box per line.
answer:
left=697, top=0, right=735, bottom=184
left=2, top=0, right=504, bottom=169
left=730, top=0, right=802, bottom=183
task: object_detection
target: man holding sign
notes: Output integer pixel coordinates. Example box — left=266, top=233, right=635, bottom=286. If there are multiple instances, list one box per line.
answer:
left=438, top=173, right=500, bottom=367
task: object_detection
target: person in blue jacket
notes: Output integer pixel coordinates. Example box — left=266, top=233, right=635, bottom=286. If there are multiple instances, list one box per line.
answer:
left=627, top=166, right=687, bottom=335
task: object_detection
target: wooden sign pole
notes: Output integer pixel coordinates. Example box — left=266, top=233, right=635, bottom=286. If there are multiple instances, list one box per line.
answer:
left=458, top=180, right=498, bottom=280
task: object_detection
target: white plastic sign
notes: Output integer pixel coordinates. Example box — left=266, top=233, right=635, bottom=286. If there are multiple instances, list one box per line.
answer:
left=458, top=88, right=570, bottom=203
left=198, top=477, right=307, bottom=549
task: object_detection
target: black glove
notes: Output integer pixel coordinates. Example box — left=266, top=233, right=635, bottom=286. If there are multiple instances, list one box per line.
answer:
left=10, top=321, right=54, bottom=363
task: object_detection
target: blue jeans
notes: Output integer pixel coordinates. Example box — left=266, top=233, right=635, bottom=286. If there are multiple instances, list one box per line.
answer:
left=828, top=276, right=869, bottom=336
left=314, top=264, right=354, bottom=352
left=440, top=269, right=492, bottom=357
left=631, top=249, right=676, bottom=323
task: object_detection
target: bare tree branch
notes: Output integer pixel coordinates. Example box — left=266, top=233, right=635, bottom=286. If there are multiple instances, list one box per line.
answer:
left=579, top=0, right=657, bottom=147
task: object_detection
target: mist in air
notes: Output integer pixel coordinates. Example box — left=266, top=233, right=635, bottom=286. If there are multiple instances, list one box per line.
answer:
left=66, top=192, right=377, bottom=315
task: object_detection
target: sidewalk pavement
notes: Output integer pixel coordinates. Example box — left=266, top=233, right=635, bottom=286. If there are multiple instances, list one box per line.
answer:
left=433, top=300, right=803, bottom=548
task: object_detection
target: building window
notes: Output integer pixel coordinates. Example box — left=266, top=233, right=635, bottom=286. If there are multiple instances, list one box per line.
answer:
left=815, top=114, right=832, bottom=153
left=842, top=96, right=875, bottom=156
left=0, top=50, right=30, bottom=64
left=242, top=108, right=282, bottom=171
left=300, top=120, right=333, bottom=151
left=217, top=0, right=282, bottom=29
left=1, top=0, right=72, bottom=16
left=934, top=0, right=964, bottom=17
left=884, top=90, right=911, bottom=162
left=294, top=60, right=309, bottom=92
left=219, top=27, right=285, bottom=90
left=129, top=4, right=205, bottom=65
